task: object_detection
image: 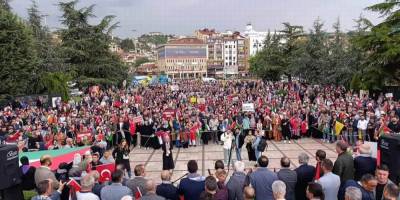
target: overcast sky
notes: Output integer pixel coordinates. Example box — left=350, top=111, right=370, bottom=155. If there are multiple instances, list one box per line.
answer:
left=10, top=0, right=382, bottom=38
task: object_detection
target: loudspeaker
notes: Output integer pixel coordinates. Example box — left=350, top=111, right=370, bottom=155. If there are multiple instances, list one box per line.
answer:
left=379, top=134, right=400, bottom=185
left=0, top=145, right=21, bottom=190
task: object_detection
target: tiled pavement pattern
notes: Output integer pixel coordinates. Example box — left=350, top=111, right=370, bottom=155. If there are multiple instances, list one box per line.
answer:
left=129, top=138, right=338, bottom=184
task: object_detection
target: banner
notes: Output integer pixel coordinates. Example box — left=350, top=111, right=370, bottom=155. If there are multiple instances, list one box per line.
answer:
left=132, top=116, right=144, bottom=124
left=190, top=97, right=197, bottom=104
left=170, top=85, right=179, bottom=91
left=197, top=98, right=206, bottom=104
left=162, top=108, right=176, bottom=119
left=242, top=103, right=255, bottom=112
left=335, top=121, right=345, bottom=135
left=76, top=132, right=93, bottom=143
left=96, top=163, right=116, bottom=183
left=19, top=146, right=91, bottom=170
left=385, top=93, right=393, bottom=98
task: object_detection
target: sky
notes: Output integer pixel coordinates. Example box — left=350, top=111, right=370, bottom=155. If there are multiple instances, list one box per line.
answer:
left=10, top=0, right=382, bottom=38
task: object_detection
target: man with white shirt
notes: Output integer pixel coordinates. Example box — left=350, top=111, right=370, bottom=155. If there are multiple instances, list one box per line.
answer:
left=318, top=159, right=341, bottom=200
left=357, top=115, right=369, bottom=141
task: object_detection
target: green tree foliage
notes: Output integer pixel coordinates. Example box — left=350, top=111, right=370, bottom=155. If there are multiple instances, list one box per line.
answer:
left=353, top=0, right=400, bottom=89
left=0, top=7, right=38, bottom=97
left=120, top=38, right=135, bottom=52
left=38, top=72, right=71, bottom=100
left=58, top=0, right=127, bottom=87
left=0, top=0, right=11, bottom=11
left=249, top=32, right=284, bottom=81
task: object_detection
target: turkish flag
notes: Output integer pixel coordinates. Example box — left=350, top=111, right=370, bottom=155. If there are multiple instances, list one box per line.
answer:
left=67, top=178, right=81, bottom=192
left=96, top=163, right=116, bottom=183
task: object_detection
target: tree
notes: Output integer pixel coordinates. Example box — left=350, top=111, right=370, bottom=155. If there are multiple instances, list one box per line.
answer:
left=0, top=0, right=11, bottom=11
left=294, top=19, right=330, bottom=84
left=353, top=0, right=400, bottom=89
left=0, top=7, right=38, bottom=97
left=58, top=0, right=127, bottom=86
left=134, top=57, right=150, bottom=68
left=120, top=38, right=135, bottom=52
left=249, top=32, right=284, bottom=81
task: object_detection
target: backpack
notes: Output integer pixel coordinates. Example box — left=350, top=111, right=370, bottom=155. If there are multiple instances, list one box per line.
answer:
left=257, top=137, right=268, bottom=152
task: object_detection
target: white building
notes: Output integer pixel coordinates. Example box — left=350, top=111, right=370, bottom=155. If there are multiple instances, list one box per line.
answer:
left=243, top=23, right=269, bottom=56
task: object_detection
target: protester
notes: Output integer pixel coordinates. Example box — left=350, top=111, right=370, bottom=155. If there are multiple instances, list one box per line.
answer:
left=100, top=170, right=133, bottom=200
left=20, top=156, right=36, bottom=190
left=314, top=150, right=326, bottom=180
left=162, top=134, right=174, bottom=170
left=295, top=153, right=316, bottom=200
left=272, top=180, right=287, bottom=200
left=244, top=130, right=256, bottom=162
left=141, top=179, right=166, bottom=200
left=333, top=141, right=354, bottom=183
left=226, top=161, right=246, bottom=200
left=354, top=143, right=376, bottom=181
left=89, top=170, right=104, bottom=198
left=277, top=157, right=297, bottom=200
left=215, top=169, right=229, bottom=200
left=156, top=170, right=179, bottom=200
left=306, top=182, right=325, bottom=200
left=76, top=175, right=99, bottom=200
left=340, top=174, right=378, bottom=200
left=382, top=183, right=399, bottom=200
left=126, top=164, right=147, bottom=197
left=243, top=186, right=255, bottom=200
left=90, top=152, right=103, bottom=168
left=317, top=159, right=340, bottom=200
left=344, top=187, right=362, bottom=200
left=31, top=179, right=65, bottom=200
left=221, top=130, right=234, bottom=165
left=112, top=139, right=131, bottom=178
left=200, top=176, right=218, bottom=200
left=34, top=155, right=59, bottom=190
left=375, top=164, right=393, bottom=200
left=100, top=150, right=115, bottom=164
left=178, top=160, right=206, bottom=200
left=249, top=155, right=278, bottom=200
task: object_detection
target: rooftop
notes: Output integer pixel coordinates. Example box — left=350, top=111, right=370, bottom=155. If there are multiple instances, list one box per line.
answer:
left=167, top=37, right=205, bottom=45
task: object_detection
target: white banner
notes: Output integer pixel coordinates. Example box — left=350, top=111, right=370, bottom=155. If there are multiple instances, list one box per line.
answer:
left=385, top=93, right=393, bottom=98
left=170, top=85, right=179, bottom=91
left=242, top=103, right=255, bottom=112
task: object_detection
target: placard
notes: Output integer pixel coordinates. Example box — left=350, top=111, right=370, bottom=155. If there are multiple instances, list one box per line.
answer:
left=162, top=108, right=176, bottom=119
left=385, top=93, right=393, bottom=98
left=242, top=103, right=255, bottom=112
left=197, top=98, right=206, bottom=104
left=170, top=85, right=179, bottom=91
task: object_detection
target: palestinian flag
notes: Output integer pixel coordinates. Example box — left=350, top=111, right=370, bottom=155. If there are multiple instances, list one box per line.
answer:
left=19, top=146, right=91, bottom=171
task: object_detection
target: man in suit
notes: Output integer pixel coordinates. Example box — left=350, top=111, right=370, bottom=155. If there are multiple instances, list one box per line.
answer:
left=156, top=170, right=178, bottom=200
left=317, top=159, right=341, bottom=200
left=295, top=152, right=316, bottom=200
left=333, top=141, right=354, bottom=183
left=277, top=157, right=297, bottom=200
left=227, top=161, right=247, bottom=200
left=249, top=155, right=279, bottom=200
left=100, top=170, right=132, bottom=200
left=354, top=143, right=376, bottom=181
left=126, top=164, right=147, bottom=197
left=141, top=179, right=166, bottom=200
left=34, top=155, right=59, bottom=190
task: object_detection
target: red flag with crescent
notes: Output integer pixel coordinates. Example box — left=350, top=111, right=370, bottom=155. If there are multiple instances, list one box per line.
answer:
left=96, top=163, right=116, bottom=183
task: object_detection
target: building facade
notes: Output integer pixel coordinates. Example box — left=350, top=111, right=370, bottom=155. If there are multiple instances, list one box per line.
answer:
left=243, top=23, right=268, bottom=57
left=156, top=38, right=208, bottom=79
left=221, top=31, right=246, bottom=77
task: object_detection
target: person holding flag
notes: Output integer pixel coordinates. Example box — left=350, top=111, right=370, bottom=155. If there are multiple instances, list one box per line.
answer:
left=112, top=139, right=131, bottom=178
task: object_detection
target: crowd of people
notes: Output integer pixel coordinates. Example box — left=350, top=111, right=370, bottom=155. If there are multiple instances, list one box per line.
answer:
left=23, top=140, right=399, bottom=200
left=1, top=79, right=400, bottom=199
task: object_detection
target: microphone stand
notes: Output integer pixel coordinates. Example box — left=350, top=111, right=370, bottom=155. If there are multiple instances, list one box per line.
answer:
left=172, top=173, right=188, bottom=185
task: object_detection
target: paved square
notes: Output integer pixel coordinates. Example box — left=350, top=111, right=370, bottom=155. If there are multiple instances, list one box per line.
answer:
left=129, top=138, right=338, bottom=183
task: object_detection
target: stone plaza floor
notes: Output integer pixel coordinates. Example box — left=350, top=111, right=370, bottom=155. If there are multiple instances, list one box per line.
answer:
left=129, top=138, right=338, bottom=183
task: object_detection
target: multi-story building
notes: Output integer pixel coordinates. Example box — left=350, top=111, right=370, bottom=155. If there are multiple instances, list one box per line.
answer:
left=243, top=23, right=268, bottom=57
left=221, top=31, right=246, bottom=77
left=156, top=38, right=208, bottom=79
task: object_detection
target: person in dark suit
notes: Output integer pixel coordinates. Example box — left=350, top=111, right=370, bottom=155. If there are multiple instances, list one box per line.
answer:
left=354, top=143, right=376, bottom=181
left=20, top=156, right=36, bottom=190
left=162, top=135, right=174, bottom=170
left=277, top=157, right=297, bottom=200
left=156, top=170, right=179, bottom=200
left=333, top=141, right=354, bottom=183
left=295, top=153, right=316, bottom=200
